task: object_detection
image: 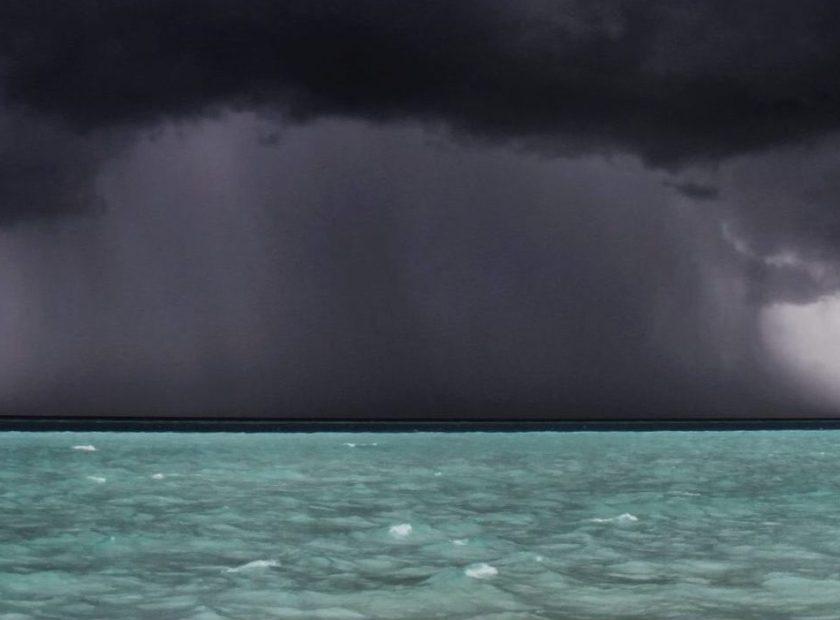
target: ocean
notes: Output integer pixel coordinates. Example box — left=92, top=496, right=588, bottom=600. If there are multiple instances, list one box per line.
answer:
left=2, top=430, right=839, bottom=619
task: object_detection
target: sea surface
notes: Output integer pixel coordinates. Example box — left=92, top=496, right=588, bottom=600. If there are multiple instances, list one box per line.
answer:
left=2, top=430, right=840, bottom=619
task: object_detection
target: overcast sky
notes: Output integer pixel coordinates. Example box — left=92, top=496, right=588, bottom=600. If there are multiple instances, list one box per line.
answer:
left=1, top=1, right=840, bottom=418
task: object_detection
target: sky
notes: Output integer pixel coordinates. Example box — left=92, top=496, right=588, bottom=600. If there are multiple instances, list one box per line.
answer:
left=1, top=1, right=840, bottom=418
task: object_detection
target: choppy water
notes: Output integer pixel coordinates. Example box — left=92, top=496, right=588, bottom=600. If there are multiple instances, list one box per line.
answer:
left=2, top=431, right=840, bottom=619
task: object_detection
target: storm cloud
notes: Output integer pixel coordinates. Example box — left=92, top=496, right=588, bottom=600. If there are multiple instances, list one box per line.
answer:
left=0, top=1, right=838, bottom=417
left=0, top=109, right=124, bottom=224
left=1, top=1, right=840, bottom=160
left=2, top=0, right=840, bottom=225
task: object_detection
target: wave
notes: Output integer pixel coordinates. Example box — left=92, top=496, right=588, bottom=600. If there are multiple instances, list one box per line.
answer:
left=591, top=513, right=638, bottom=524
left=465, top=563, right=498, bottom=579
left=225, top=559, right=280, bottom=573
left=388, top=523, right=412, bottom=538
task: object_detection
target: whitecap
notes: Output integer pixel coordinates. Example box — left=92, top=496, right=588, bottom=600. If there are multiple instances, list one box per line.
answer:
left=344, top=443, right=357, bottom=448
left=73, top=445, right=96, bottom=452
left=452, top=538, right=469, bottom=546
left=225, top=559, right=280, bottom=573
left=151, top=473, right=165, bottom=480
left=86, top=476, right=107, bottom=483
left=434, top=472, right=443, bottom=477
left=465, top=563, right=498, bottom=579
left=591, top=513, right=638, bottom=524
left=388, top=523, right=412, bottom=538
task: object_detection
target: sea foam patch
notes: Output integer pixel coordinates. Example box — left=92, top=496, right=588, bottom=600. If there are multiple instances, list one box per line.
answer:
left=225, top=559, right=280, bottom=573
left=591, top=513, right=638, bottom=524
left=465, top=563, right=498, bottom=579
left=73, top=445, right=96, bottom=451
left=86, top=476, right=107, bottom=483
left=388, top=523, right=413, bottom=538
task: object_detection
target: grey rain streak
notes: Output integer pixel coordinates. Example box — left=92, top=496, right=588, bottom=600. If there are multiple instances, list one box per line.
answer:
left=0, top=0, right=839, bottom=417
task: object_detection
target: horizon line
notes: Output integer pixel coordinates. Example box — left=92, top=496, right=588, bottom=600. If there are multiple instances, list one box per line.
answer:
left=2, top=416, right=840, bottom=432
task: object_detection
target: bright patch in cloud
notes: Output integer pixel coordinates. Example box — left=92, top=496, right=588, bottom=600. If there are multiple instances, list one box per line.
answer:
left=762, top=294, right=840, bottom=407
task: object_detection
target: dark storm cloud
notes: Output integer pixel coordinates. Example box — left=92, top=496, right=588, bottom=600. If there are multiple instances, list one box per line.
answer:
left=0, top=110, right=120, bottom=224
left=697, top=135, right=840, bottom=303
left=1, top=0, right=839, bottom=227
left=1, top=0, right=839, bottom=164
left=0, top=2, right=837, bottom=417
left=666, top=181, right=720, bottom=202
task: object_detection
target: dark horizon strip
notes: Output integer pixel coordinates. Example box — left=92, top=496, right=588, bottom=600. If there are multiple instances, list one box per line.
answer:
left=3, top=416, right=840, bottom=433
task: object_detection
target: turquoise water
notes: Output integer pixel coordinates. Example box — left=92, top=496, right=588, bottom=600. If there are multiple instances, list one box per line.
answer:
left=2, top=431, right=840, bottom=619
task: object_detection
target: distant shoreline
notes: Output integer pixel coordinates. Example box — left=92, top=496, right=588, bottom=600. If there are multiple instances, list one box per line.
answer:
left=2, top=417, right=840, bottom=433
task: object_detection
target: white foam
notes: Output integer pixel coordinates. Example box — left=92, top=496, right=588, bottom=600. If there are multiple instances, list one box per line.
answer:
left=73, top=445, right=96, bottom=452
left=434, top=472, right=443, bottom=477
left=86, top=476, right=107, bottom=483
left=344, top=443, right=357, bottom=448
left=151, top=473, right=165, bottom=480
left=225, top=559, right=280, bottom=573
left=388, top=523, right=412, bottom=538
left=591, top=513, right=638, bottom=524
left=465, top=563, right=498, bottom=579
left=535, top=555, right=545, bottom=562
left=452, top=538, right=469, bottom=546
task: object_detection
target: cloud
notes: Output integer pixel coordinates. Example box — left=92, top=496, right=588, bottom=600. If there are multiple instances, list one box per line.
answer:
left=0, top=110, right=119, bottom=224
left=667, top=181, right=720, bottom=202
left=1, top=1, right=838, bottom=166
left=706, top=135, right=840, bottom=302
left=2, top=0, right=838, bottom=257
left=0, top=2, right=836, bottom=415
